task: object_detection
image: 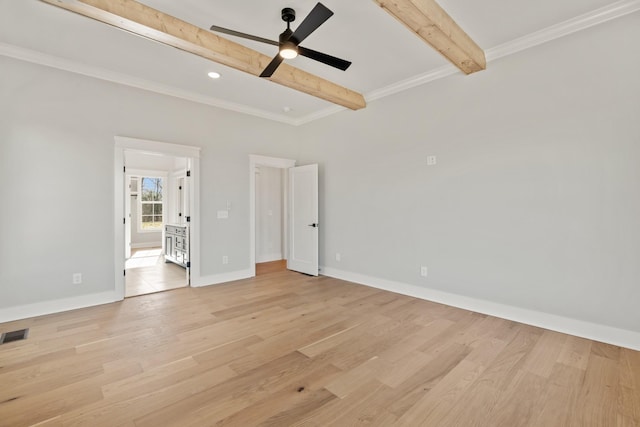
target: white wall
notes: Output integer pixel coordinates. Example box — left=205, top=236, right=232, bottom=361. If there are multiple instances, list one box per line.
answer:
left=0, top=55, right=297, bottom=312
left=255, top=166, right=283, bottom=263
left=293, top=13, right=640, bottom=335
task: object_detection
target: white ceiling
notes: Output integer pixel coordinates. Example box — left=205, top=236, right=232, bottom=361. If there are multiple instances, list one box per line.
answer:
left=1, top=0, right=637, bottom=125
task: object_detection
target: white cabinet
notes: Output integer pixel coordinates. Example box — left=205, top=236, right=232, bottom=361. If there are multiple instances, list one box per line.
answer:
left=165, top=224, right=189, bottom=268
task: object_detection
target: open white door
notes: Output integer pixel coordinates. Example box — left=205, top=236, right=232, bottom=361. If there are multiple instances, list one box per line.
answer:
left=288, top=164, right=319, bottom=276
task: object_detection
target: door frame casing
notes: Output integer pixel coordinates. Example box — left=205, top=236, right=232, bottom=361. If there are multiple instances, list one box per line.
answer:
left=114, top=136, right=201, bottom=300
left=249, top=154, right=296, bottom=277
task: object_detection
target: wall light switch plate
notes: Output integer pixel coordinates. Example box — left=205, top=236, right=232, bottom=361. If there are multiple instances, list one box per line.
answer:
left=217, top=210, right=229, bottom=219
left=427, top=156, right=437, bottom=166
left=420, top=266, right=428, bottom=277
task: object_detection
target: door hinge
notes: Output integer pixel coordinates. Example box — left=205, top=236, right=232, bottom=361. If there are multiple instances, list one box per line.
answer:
left=186, top=216, right=191, bottom=222
left=178, top=185, right=182, bottom=190
left=123, top=166, right=126, bottom=173
left=178, top=213, right=182, bottom=217
left=186, top=261, right=191, bottom=268
left=123, top=217, right=126, bottom=225
left=186, top=170, right=191, bottom=177
left=123, top=270, right=126, bottom=276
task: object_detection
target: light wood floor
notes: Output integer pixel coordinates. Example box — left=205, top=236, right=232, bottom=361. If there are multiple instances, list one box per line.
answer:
left=125, top=248, right=187, bottom=297
left=0, top=270, right=639, bottom=426
left=256, top=259, right=287, bottom=275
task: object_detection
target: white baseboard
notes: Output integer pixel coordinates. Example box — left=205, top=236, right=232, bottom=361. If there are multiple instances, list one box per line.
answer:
left=192, top=268, right=253, bottom=288
left=130, top=242, right=161, bottom=249
left=321, top=266, right=640, bottom=351
left=0, top=291, right=119, bottom=324
left=256, top=253, right=283, bottom=263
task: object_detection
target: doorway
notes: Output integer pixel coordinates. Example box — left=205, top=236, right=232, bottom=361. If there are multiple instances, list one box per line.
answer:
left=115, top=137, right=201, bottom=301
left=249, top=155, right=296, bottom=276
left=255, top=165, right=286, bottom=276
left=124, top=164, right=186, bottom=297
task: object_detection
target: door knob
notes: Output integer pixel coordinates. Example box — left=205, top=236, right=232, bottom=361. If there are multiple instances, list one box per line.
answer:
left=308, top=223, right=318, bottom=228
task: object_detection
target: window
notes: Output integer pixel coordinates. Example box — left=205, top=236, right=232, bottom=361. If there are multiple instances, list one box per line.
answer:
left=140, top=177, right=163, bottom=231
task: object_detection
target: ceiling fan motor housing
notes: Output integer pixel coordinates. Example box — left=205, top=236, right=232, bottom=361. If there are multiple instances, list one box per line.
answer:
left=281, top=7, right=296, bottom=23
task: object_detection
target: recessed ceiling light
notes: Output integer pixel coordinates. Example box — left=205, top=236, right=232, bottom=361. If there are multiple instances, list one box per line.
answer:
left=207, top=71, right=221, bottom=79
left=283, top=106, right=292, bottom=113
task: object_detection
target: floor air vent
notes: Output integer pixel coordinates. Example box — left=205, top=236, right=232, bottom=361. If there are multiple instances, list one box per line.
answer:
left=0, top=328, right=29, bottom=344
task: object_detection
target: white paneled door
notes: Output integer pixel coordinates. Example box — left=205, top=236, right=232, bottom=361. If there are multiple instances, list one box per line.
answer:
left=288, top=164, right=319, bottom=276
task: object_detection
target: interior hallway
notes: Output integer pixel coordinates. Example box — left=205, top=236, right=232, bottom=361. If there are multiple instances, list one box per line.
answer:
left=125, top=248, right=187, bottom=297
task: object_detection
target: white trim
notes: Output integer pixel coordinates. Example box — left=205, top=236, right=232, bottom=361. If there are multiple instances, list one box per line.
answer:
left=249, top=155, right=296, bottom=278
left=0, top=291, right=118, bottom=324
left=115, top=137, right=201, bottom=299
left=0, top=42, right=297, bottom=126
left=487, top=0, right=640, bottom=62
left=130, top=242, right=162, bottom=249
left=256, top=253, right=284, bottom=263
left=292, top=105, right=346, bottom=126
left=249, top=155, right=297, bottom=169
left=1, top=1, right=637, bottom=126
left=321, top=266, right=640, bottom=351
left=114, top=146, right=125, bottom=300
left=366, top=65, right=459, bottom=104
left=191, top=269, right=253, bottom=287
left=115, top=137, right=201, bottom=159
left=125, top=168, right=169, bottom=178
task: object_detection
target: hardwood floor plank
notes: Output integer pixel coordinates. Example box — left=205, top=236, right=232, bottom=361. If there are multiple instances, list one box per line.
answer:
left=521, top=329, right=567, bottom=378
left=620, top=348, right=640, bottom=423
left=396, top=359, right=485, bottom=425
left=526, top=363, right=585, bottom=427
left=489, top=369, right=548, bottom=427
left=557, top=335, right=593, bottom=370
left=571, top=354, right=620, bottom=426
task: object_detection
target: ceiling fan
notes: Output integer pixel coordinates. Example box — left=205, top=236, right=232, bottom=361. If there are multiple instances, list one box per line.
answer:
left=210, top=3, right=351, bottom=78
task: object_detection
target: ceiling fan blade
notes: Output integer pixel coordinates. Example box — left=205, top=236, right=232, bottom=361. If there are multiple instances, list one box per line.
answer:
left=260, top=54, right=285, bottom=78
left=298, top=46, right=351, bottom=71
left=210, top=25, right=279, bottom=46
left=289, top=3, right=333, bottom=45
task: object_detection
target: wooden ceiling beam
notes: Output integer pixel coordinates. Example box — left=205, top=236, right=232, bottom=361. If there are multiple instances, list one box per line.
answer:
left=374, top=0, right=486, bottom=74
left=40, top=0, right=366, bottom=110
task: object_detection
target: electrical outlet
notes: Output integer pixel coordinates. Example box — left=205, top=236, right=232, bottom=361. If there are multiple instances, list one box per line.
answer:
left=420, top=266, right=428, bottom=277
left=427, top=155, right=437, bottom=166
left=222, top=256, right=229, bottom=265
left=72, top=273, right=82, bottom=284
left=335, top=253, right=341, bottom=262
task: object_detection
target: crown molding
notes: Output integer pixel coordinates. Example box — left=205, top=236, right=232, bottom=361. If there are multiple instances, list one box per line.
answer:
left=486, top=0, right=640, bottom=62
left=1, top=0, right=638, bottom=126
left=0, top=42, right=297, bottom=126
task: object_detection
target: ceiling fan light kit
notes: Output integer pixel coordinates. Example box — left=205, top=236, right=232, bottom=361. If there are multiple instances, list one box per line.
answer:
left=279, top=42, right=298, bottom=59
